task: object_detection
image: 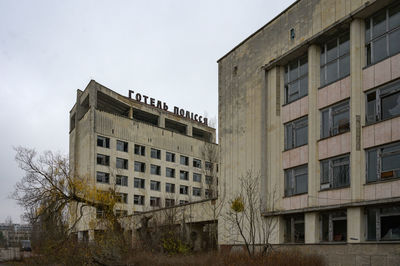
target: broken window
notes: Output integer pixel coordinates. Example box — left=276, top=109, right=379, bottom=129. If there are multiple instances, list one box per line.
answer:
left=193, top=158, right=202, bottom=168
left=205, top=175, right=213, bottom=185
left=134, top=161, right=146, bottom=173
left=180, top=155, right=189, bottom=166
left=320, top=154, right=350, bottom=190
left=166, top=152, right=175, bottom=162
left=180, top=185, right=188, bottom=195
left=150, top=164, right=161, bottom=175
left=165, top=183, right=175, bottom=193
left=151, top=148, right=161, bottom=159
left=116, top=193, right=128, bottom=204
left=180, top=170, right=189, bottom=181
left=97, top=154, right=110, bottom=166
left=150, top=180, right=160, bottom=191
left=192, top=187, right=201, bottom=197
left=134, top=195, right=145, bottom=205
left=205, top=189, right=212, bottom=198
left=284, top=54, right=308, bottom=104
left=116, top=158, right=128, bottom=170
left=116, top=175, right=128, bottom=186
left=284, top=165, right=308, bottom=197
left=205, top=161, right=213, bottom=171
left=284, top=215, right=305, bottom=243
left=284, top=116, right=308, bottom=150
left=367, top=205, right=400, bottom=241
left=166, top=167, right=175, bottom=178
left=367, top=142, right=400, bottom=182
left=321, top=100, right=350, bottom=139
left=96, top=172, right=110, bottom=184
left=134, top=144, right=145, bottom=156
left=366, top=2, right=400, bottom=65
left=366, top=79, right=400, bottom=124
left=150, top=197, right=160, bottom=207
left=321, top=210, right=347, bottom=242
left=97, top=136, right=110, bottom=148
left=193, top=173, right=202, bottom=182
left=134, top=178, right=145, bottom=189
left=320, top=32, right=350, bottom=86
left=116, top=140, right=128, bottom=152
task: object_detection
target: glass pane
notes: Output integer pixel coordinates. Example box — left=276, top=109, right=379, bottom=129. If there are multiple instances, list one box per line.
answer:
left=372, top=11, right=387, bottom=39
left=285, top=171, right=292, bottom=196
left=284, top=67, right=288, bottom=85
left=339, top=54, right=350, bottom=78
left=321, top=161, right=329, bottom=184
left=381, top=215, right=400, bottom=240
left=365, top=18, right=371, bottom=42
left=299, top=56, right=308, bottom=76
left=326, top=39, right=338, bottom=62
left=389, top=28, right=400, bottom=56
left=373, top=36, right=388, bottom=63
left=294, top=221, right=305, bottom=243
left=339, top=34, right=350, bottom=56
left=320, top=66, right=326, bottom=87
left=321, top=110, right=330, bottom=138
left=366, top=43, right=372, bottom=65
left=299, top=77, right=308, bottom=97
left=367, top=150, right=377, bottom=182
left=320, top=48, right=325, bottom=66
left=326, top=60, right=338, bottom=84
left=295, top=173, right=308, bottom=194
left=295, top=124, right=308, bottom=147
left=332, top=108, right=349, bottom=135
left=366, top=92, right=376, bottom=123
left=288, top=82, right=299, bottom=103
left=381, top=151, right=400, bottom=172
left=285, top=124, right=293, bottom=149
left=333, top=219, right=347, bottom=241
left=285, top=218, right=291, bottom=242
left=333, top=164, right=349, bottom=188
left=367, top=209, right=377, bottom=240
left=381, top=91, right=400, bottom=119
left=321, top=213, right=329, bottom=241
left=289, top=60, right=298, bottom=82
left=389, top=3, right=400, bottom=30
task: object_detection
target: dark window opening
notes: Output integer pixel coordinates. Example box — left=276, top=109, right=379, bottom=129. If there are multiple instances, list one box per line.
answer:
left=96, top=172, right=109, bottom=184
left=116, top=175, right=128, bottom=186
left=150, top=180, right=160, bottom=191
left=285, top=116, right=308, bottom=150
left=150, top=197, right=160, bottom=207
left=97, top=154, right=110, bottom=166
left=134, top=144, right=145, bottom=156
left=117, top=140, right=128, bottom=152
left=320, top=155, right=350, bottom=190
left=97, top=136, right=110, bottom=148
left=150, top=164, right=161, bottom=175
left=180, top=170, right=189, bottom=181
left=134, top=195, right=145, bottom=205
left=284, top=215, right=305, bottom=243
left=134, top=178, right=145, bottom=189
left=180, top=185, right=188, bottom=195
left=367, top=142, right=400, bottom=182
left=193, top=127, right=212, bottom=142
left=165, top=183, right=175, bottom=193
left=321, top=100, right=350, bottom=139
left=193, top=187, right=201, bottom=197
left=284, top=165, right=308, bottom=197
left=116, top=158, right=128, bottom=170
left=321, top=211, right=347, bottom=242
left=166, top=167, right=175, bottom=178
left=166, top=152, right=175, bottom=162
left=193, top=158, right=202, bottom=168
left=151, top=148, right=161, bottom=159
left=97, top=91, right=130, bottom=118
left=132, top=108, right=159, bottom=126
left=284, top=55, right=308, bottom=104
left=134, top=161, right=146, bottom=173
left=165, top=118, right=187, bottom=134
left=180, top=155, right=189, bottom=166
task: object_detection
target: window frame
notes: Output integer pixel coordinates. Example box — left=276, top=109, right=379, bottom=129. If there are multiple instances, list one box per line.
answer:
left=150, top=196, right=160, bottom=207
left=284, top=116, right=308, bottom=150
left=193, top=158, right=202, bottom=168
left=150, top=180, right=161, bottom=191
left=180, top=155, right=189, bottom=166
left=96, top=154, right=110, bottom=166
left=150, top=164, right=161, bottom=175
left=284, top=214, right=305, bottom=243
left=193, top=173, right=202, bottom=182
left=134, top=177, right=145, bottom=189
left=116, top=193, right=128, bottom=204
left=180, top=170, right=189, bottom=181
left=180, top=185, right=188, bottom=195
left=96, top=171, right=110, bottom=184
left=166, top=152, right=176, bottom=162
left=116, top=157, right=128, bottom=170
left=134, top=144, right=146, bottom=156
left=320, top=210, right=347, bottom=242
left=366, top=142, right=400, bottom=183
left=134, top=161, right=146, bottom=173
left=134, top=195, right=145, bottom=205
left=165, top=183, right=175, bottom=193
left=284, top=54, right=308, bottom=104
left=366, top=206, right=400, bottom=241
left=150, top=148, right=161, bottom=159
left=320, top=154, right=350, bottom=190
left=116, top=175, right=128, bottom=186
left=284, top=165, right=308, bottom=197
left=97, top=136, right=110, bottom=148
left=116, top=140, right=128, bottom=152
left=166, top=167, right=175, bottom=178
left=321, top=100, right=350, bottom=139
left=192, top=187, right=202, bottom=197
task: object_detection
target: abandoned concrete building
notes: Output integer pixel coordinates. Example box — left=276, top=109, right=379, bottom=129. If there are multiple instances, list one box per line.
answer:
left=218, top=0, right=400, bottom=264
left=69, top=80, right=218, bottom=240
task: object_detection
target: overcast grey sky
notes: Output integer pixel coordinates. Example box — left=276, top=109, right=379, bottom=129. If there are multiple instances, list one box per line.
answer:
left=0, top=0, right=295, bottom=223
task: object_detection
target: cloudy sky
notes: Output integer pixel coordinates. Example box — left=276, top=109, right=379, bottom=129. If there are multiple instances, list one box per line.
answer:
left=0, top=0, right=295, bottom=223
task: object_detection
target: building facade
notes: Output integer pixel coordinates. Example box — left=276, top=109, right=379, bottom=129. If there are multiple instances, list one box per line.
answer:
left=69, top=80, right=218, bottom=237
left=218, top=0, right=400, bottom=263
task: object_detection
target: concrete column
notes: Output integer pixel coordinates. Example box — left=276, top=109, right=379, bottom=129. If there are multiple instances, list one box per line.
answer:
left=305, top=212, right=319, bottom=243
left=350, top=19, right=365, bottom=201
left=347, top=207, right=364, bottom=243
left=88, top=229, right=95, bottom=242
left=187, top=125, right=192, bottom=137
left=77, top=231, right=83, bottom=241
left=159, top=114, right=165, bottom=128
left=128, top=107, right=133, bottom=119
left=307, top=44, right=321, bottom=207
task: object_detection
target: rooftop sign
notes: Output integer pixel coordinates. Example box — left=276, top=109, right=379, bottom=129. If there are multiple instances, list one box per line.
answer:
left=128, top=90, right=208, bottom=126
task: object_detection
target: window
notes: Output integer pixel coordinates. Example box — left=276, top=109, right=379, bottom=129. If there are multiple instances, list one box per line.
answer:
left=116, top=140, right=128, bottom=152
left=205, top=162, right=213, bottom=171
left=367, top=206, right=400, bottom=241
left=166, top=167, right=175, bottom=178
left=116, top=158, right=128, bottom=169
left=180, top=155, right=189, bottom=166
left=134, top=144, right=145, bottom=156
left=165, top=183, right=175, bottom=193
left=321, top=211, right=347, bottom=242
left=180, top=170, right=189, bottom=181
left=193, top=158, right=202, bottom=168
left=150, top=180, right=161, bottom=191
left=134, top=161, right=146, bottom=172
left=180, top=185, right=188, bottom=195
left=151, top=148, right=161, bottom=159
left=321, top=100, right=350, bottom=138
left=150, top=164, right=161, bottom=175
left=367, top=142, right=400, bottom=182
left=179, top=200, right=189, bottom=205
left=97, top=136, right=110, bottom=148
left=165, top=199, right=175, bottom=207
left=284, top=55, right=308, bottom=104
left=116, top=175, right=128, bottom=186
left=284, top=215, right=305, bottom=243
left=134, top=195, right=145, bottom=205
left=116, top=193, right=128, bottom=204
left=134, top=178, right=145, bottom=189
left=115, top=210, right=128, bottom=217
left=284, top=116, right=308, bottom=150
left=284, top=165, right=308, bottom=197
left=96, top=207, right=105, bottom=219
left=366, top=79, right=400, bottom=124
left=96, top=172, right=109, bottom=184
left=320, top=155, right=350, bottom=190
left=206, top=175, right=213, bottom=185
left=97, top=154, right=110, bottom=166
left=192, top=187, right=201, bottom=197
left=150, top=197, right=160, bottom=207
left=193, top=173, right=202, bottom=182
left=166, top=152, right=175, bottom=162
left=320, top=32, right=350, bottom=86
left=205, top=189, right=212, bottom=198
left=366, top=3, right=400, bottom=65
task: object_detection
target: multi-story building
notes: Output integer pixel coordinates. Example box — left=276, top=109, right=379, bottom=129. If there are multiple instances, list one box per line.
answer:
left=218, top=0, right=400, bottom=263
left=69, top=80, right=218, bottom=238
left=0, top=223, right=32, bottom=247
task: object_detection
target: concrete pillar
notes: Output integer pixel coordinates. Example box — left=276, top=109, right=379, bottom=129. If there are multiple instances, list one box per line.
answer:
left=350, top=19, right=365, bottom=201
left=305, top=212, right=319, bottom=243
left=187, top=125, right=192, bottom=137
left=307, top=44, right=321, bottom=207
left=88, top=229, right=95, bottom=242
left=159, top=114, right=165, bottom=128
left=347, top=207, right=364, bottom=243
left=77, top=231, right=83, bottom=241
left=128, top=107, right=133, bottom=119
